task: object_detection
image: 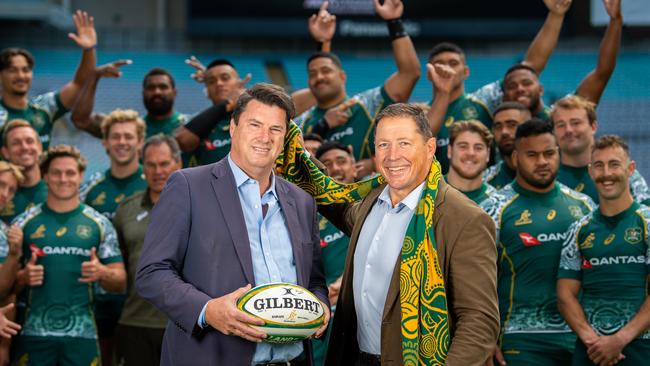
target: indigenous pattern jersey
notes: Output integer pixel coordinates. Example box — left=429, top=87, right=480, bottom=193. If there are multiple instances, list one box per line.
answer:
left=80, top=166, right=147, bottom=220
left=0, top=92, right=68, bottom=149
left=13, top=203, right=122, bottom=339
left=296, top=86, right=394, bottom=161
left=481, top=181, right=595, bottom=335
left=318, top=214, right=349, bottom=285
left=430, top=94, right=492, bottom=173
left=195, top=115, right=231, bottom=165
left=558, top=164, right=650, bottom=205
left=484, top=160, right=516, bottom=190
left=0, top=180, right=48, bottom=224
left=144, top=111, right=197, bottom=167
left=559, top=202, right=650, bottom=339
left=468, top=80, right=552, bottom=120
left=0, top=220, right=9, bottom=263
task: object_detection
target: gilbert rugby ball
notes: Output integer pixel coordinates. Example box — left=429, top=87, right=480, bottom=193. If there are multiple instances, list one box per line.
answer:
left=237, top=283, right=325, bottom=344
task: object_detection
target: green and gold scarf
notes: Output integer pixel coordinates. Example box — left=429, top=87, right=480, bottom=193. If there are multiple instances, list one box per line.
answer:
left=277, top=121, right=450, bottom=365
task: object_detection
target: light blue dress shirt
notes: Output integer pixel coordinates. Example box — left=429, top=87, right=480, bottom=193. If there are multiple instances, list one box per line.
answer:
left=353, top=182, right=425, bottom=355
left=199, top=155, right=302, bottom=364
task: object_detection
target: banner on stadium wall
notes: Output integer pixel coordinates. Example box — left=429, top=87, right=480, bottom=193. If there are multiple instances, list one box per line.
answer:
left=591, top=0, right=650, bottom=26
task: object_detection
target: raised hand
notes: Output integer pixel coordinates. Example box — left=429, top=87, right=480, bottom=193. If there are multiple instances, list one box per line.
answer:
left=374, top=0, right=404, bottom=20
left=309, top=1, right=337, bottom=43
left=205, top=284, right=267, bottom=342
left=543, top=0, right=573, bottom=16
left=79, top=247, right=105, bottom=283
left=21, top=253, right=44, bottom=287
left=324, top=98, right=357, bottom=129
left=96, top=59, right=132, bottom=78
left=603, top=0, right=622, bottom=20
left=0, top=304, right=21, bottom=339
left=427, top=63, right=457, bottom=95
left=185, top=55, right=206, bottom=83
left=68, top=10, right=97, bottom=49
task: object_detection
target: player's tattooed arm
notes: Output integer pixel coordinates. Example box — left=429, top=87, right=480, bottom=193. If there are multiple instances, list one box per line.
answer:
left=523, top=0, right=572, bottom=74
left=575, top=0, right=622, bottom=105
left=60, top=10, right=98, bottom=109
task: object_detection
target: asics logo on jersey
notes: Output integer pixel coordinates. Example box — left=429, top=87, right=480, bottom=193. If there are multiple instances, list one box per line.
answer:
left=586, top=255, right=647, bottom=267
left=574, top=183, right=585, bottom=192
left=515, top=210, right=533, bottom=226
left=546, top=209, right=557, bottom=221
left=624, top=227, right=642, bottom=244
left=444, top=116, right=454, bottom=128
left=56, top=227, right=67, bottom=237
left=604, top=234, right=615, bottom=245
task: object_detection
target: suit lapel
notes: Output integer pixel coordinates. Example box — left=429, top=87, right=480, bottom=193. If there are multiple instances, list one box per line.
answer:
left=210, top=161, right=255, bottom=285
left=275, top=180, right=305, bottom=286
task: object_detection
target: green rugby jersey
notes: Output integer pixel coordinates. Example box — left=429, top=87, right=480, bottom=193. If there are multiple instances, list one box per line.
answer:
left=0, top=220, right=9, bottom=263
left=144, top=111, right=197, bottom=167
left=483, top=161, right=516, bottom=190
left=468, top=80, right=552, bottom=120
left=0, top=180, right=48, bottom=224
left=296, top=86, right=394, bottom=161
left=430, top=94, right=492, bottom=173
left=318, top=214, right=349, bottom=285
left=559, top=201, right=650, bottom=339
left=195, top=115, right=231, bottom=165
left=0, top=92, right=68, bottom=149
left=80, top=166, right=147, bottom=220
left=14, top=203, right=122, bottom=339
left=558, top=164, right=650, bottom=205
left=481, top=181, right=594, bottom=336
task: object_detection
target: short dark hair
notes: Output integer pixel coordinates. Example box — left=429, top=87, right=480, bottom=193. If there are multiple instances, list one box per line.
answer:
left=143, top=68, right=175, bottom=89
left=504, top=63, right=539, bottom=81
left=375, top=103, right=433, bottom=140
left=592, top=134, right=630, bottom=158
left=428, top=42, right=465, bottom=62
left=307, top=52, right=343, bottom=70
left=315, top=140, right=352, bottom=160
left=40, top=145, right=87, bottom=174
left=515, top=118, right=554, bottom=143
left=493, top=101, right=532, bottom=118
left=0, top=48, right=34, bottom=71
left=232, top=83, right=295, bottom=126
left=142, top=134, right=182, bottom=163
left=206, top=59, right=236, bottom=71
left=303, top=133, right=324, bottom=143
left=449, top=120, right=494, bottom=147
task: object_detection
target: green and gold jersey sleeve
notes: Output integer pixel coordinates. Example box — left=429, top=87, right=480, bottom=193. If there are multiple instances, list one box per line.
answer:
left=0, top=221, right=9, bottom=263
left=483, top=161, right=516, bottom=190
left=631, top=169, right=650, bottom=206
left=82, top=205, right=122, bottom=264
left=0, top=180, right=48, bottom=224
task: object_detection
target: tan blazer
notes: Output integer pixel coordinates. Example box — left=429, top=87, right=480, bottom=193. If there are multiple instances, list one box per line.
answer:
left=323, top=180, right=499, bottom=366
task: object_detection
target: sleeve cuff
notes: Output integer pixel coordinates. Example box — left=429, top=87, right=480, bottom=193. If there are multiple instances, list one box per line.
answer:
left=198, top=301, right=209, bottom=328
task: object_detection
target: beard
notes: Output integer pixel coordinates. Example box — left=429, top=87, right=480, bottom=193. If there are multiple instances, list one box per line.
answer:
left=450, top=159, right=484, bottom=180
left=519, top=167, right=557, bottom=190
left=144, top=95, right=174, bottom=116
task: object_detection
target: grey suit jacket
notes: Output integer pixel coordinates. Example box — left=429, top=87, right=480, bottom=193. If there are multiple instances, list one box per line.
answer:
left=136, top=158, right=328, bottom=366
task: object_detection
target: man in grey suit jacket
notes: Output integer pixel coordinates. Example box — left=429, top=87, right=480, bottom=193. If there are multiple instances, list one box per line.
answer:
left=136, top=83, right=329, bottom=366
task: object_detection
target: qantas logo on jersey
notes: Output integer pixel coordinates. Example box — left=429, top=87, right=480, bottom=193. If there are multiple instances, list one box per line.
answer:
left=203, top=138, right=231, bottom=151
left=322, top=231, right=345, bottom=244
left=585, top=255, right=647, bottom=267
left=519, top=232, right=568, bottom=246
left=40, top=245, right=92, bottom=257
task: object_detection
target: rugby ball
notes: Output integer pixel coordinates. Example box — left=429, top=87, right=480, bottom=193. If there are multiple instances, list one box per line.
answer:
left=237, top=283, right=325, bottom=344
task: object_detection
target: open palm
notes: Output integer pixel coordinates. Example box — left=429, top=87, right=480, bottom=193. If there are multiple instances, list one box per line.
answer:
left=68, top=10, right=97, bottom=49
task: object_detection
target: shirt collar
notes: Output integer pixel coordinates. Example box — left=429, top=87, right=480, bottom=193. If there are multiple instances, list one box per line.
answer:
left=227, top=154, right=278, bottom=199
left=377, top=181, right=426, bottom=211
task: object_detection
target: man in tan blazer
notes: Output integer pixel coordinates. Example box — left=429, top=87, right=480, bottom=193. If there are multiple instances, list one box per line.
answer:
left=322, top=103, right=499, bottom=366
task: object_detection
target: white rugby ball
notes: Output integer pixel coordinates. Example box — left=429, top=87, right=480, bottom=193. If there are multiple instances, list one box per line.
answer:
left=237, top=283, right=325, bottom=344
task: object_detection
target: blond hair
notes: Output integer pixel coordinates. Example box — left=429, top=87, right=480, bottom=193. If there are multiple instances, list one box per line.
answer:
left=2, top=119, right=39, bottom=146
left=101, top=109, right=146, bottom=140
left=551, top=95, right=597, bottom=125
left=0, top=161, right=25, bottom=185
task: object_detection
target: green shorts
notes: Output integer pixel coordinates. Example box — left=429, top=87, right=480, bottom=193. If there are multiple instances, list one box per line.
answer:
left=499, top=332, right=576, bottom=366
left=12, top=335, right=99, bottom=366
left=572, top=338, right=650, bottom=365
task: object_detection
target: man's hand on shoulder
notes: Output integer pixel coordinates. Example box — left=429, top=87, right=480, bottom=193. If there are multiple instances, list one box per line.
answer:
left=205, top=284, right=267, bottom=343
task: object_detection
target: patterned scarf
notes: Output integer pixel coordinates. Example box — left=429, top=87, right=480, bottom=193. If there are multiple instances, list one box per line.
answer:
left=277, top=121, right=449, bottom=365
